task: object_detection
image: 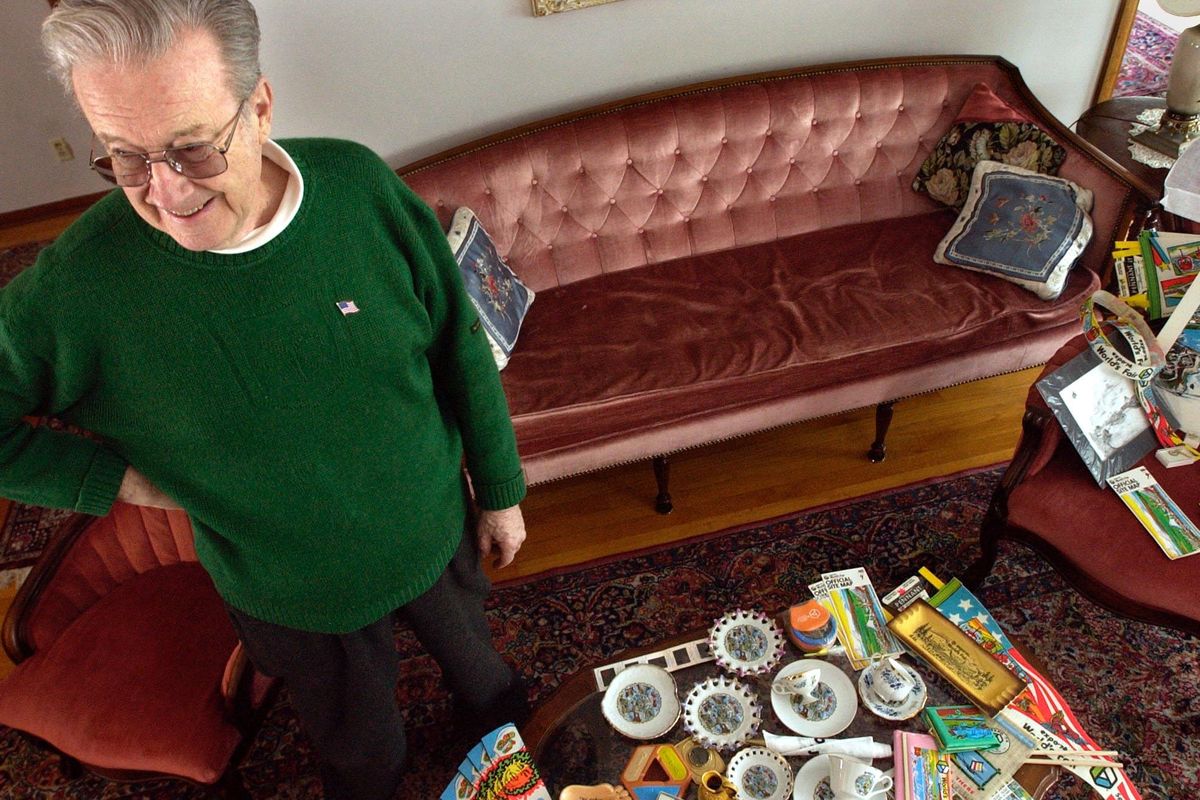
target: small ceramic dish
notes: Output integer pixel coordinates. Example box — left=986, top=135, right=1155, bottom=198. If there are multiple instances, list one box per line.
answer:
left=770, top=659, right=857, bottom=738
left=857, top=659, right=928, bottom=721
left=682, top=676, right=762, bottom=751
left=600, top=663, right=680, bottom=739
left=709, top=609, right=787, bottom=677
left=727, top=746, right=793, bottom=800
left=792, top=755, right=894, bottom=800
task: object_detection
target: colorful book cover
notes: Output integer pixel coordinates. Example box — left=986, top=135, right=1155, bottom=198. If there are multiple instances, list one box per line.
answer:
left=1107, top=466, right=1200, bottom=559
left=894, top=730, right=951, bottom=800
left=819, top=567, right=903, bottom=670
left=443, top=723, right=552, bottom=800
left=924, top=705, right=1001, bottom=752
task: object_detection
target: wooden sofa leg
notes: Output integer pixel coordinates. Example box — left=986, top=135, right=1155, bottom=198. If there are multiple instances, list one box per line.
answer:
left=652, top=456, right=674, bottom=515
left=868, top=401, right=894, bottom=463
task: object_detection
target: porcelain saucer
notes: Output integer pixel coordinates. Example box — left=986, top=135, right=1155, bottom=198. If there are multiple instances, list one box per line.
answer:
left=709, top=609, right=787, bottom=677
left=857, top=660, right=927, bottom=721
left=600, top=663, right=680, bottom=739
left=770, top=659, right=857, bottom=738
left=682, top=675, right=762, bottom=751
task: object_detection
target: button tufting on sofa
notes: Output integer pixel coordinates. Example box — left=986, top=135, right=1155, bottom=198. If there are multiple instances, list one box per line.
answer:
left=400, top=56, right=1156, bottom=510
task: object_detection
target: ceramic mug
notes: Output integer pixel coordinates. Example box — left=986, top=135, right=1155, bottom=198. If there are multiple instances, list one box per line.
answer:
left=867, top=656, right=915, bottom=704
left=771, top=667, right=821, bottom=703
left=828, top=754, right=893, bottom=799
left=697, top=769, right=738, bottom=800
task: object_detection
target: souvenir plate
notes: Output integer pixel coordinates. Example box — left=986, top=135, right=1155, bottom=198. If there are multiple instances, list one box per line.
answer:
left=682, top=676, right=762, bottom=751
left=770, top=659, right=857, bottom=738
left=857, top=660, right=927, bottom=721
left=600, top=663, right=680, bottom=739
left=709, top=609, right=787, bottom=677
left=727, top=746, right=793, bottom=800
left=793, top=755, right=894, bottom=800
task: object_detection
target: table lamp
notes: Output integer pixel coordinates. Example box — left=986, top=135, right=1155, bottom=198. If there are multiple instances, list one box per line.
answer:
left=1132, top=0, right=1200, bottom=157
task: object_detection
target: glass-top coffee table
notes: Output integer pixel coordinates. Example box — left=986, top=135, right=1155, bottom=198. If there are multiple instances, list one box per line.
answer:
left=524, top=628, right=1060, bottom=799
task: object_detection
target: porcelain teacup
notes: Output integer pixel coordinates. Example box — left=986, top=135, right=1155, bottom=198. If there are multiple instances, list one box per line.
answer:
left=828, top=754, right=893, bottom=800
left=866, top=656, right=914, bottom=704
left=771, top=667, right=821, bottom=703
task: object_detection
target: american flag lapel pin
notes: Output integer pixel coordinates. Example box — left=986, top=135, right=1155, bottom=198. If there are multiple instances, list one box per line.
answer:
left=336, top=300, right=360, bottom=316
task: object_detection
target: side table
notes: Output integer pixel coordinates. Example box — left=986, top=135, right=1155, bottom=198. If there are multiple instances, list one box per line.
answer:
left=1076, top=96, right=1170, bottom=200
left=1076, top=96, right=1200, bottom=233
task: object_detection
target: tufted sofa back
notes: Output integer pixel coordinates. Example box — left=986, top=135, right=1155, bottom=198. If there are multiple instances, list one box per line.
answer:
left=401, top=56, right=1138, bottom=293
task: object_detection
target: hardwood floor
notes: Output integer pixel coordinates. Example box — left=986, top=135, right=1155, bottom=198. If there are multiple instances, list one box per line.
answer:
left=491, top=368, right=1034, bottom=582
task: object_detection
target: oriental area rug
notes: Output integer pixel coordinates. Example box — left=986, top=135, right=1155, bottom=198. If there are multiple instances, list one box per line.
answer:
left=0, top=467, right=1196, bottom=799
left=1113, top=10, right=1178, bottom=99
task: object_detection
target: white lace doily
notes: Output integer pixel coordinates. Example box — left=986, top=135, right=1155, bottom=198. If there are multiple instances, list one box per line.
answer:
left=1128, top=108, right=1188, bottom=169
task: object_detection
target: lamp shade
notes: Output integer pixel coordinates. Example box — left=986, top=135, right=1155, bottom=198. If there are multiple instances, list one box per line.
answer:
left=1159, top=0, right=1200, bottom=16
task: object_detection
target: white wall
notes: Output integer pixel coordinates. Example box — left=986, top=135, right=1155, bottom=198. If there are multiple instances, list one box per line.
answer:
left=2, top=0, right=1123, bottom=215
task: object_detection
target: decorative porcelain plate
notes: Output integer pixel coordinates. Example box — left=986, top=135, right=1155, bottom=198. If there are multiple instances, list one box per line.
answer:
left=727, top=746, right=794, bottom=800
left=793, top=756, right=894, bottom=800
left=709, top=609, right=787, bottom=677
left=770, top=659, right=858, bottom=738
left=682, top=676, right=762, bottom=751
left=857, top=660, right=928, bottom=721
left=600, top=663, right=680, bottom=739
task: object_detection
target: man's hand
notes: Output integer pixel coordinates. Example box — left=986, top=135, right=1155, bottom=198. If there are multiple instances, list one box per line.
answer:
left=117, top=466, right=182, bottom=510
left=476, top=505, right=526, bottom=569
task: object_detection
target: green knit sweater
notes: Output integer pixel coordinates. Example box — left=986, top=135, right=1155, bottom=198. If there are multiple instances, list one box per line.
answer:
left=0, top=138, right=525, bottom=632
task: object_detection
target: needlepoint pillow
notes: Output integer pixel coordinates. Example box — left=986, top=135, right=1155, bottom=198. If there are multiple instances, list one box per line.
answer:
left=934, top=160, right=1093, bottom=300
left=445, top=207, right=535, bottom=370
left=913, top=82, right=1067, bottom=208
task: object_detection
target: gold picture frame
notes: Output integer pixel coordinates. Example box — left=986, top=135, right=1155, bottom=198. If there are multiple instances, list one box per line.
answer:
left=531, top=0, right=622, bottom=16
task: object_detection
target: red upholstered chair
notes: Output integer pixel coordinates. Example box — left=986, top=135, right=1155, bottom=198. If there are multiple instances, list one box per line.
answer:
left=0, top=503, right=277, bottom=798
left=966, top=336, right=1200, bottom=636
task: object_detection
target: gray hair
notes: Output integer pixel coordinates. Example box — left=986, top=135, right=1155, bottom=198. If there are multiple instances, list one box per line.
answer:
left=42, top=0, right=262, bottom=99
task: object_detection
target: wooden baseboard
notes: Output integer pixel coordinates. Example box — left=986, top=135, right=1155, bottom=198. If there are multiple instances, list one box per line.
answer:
left=0, top=192, right=106, bottom=231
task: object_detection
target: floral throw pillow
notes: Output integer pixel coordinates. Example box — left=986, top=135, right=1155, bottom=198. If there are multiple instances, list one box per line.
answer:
left=934, top=161, right=1093, bottom=300
left=445, top=207, right=535, bottom=370
left=913, top=83, right=1067, bottom=209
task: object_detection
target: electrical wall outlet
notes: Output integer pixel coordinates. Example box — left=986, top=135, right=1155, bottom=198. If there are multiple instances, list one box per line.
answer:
left=50, top=138, right=74, bottom=162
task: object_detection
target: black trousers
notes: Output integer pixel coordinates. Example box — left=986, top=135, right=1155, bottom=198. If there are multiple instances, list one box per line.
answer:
left=226, top=528, right=519, bottom=800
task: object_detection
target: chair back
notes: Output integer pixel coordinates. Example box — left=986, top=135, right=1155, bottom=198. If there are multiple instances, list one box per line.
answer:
left=3, top=503, right=195, bottom=662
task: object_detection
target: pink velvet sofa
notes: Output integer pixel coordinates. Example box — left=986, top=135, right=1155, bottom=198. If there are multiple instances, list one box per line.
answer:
left=400, top=55, right=1153, bottom=511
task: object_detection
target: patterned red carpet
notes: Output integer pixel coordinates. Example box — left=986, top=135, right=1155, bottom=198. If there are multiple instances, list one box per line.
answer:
left=0, top=467, right=1196, bottom=799
left=1114, top=11, right=1179, bottom=98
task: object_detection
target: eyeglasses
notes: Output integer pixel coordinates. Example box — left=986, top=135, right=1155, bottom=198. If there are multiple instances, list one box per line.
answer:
left=89, top=100, right=246, bottom=187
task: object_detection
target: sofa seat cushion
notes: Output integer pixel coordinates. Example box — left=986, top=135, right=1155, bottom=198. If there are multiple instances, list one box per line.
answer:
left=503, top=209, right=1098, bottom=473
left=0, top=563, right=241, bottom=784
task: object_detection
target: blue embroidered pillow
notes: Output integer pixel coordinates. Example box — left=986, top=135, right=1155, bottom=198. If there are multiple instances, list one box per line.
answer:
left=445, top=207, right=535, bottom=370
left=933, top=161, right=1093, bottom=300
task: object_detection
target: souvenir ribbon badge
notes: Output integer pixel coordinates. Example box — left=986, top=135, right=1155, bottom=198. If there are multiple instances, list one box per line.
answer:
left=1080, top=290, right=1200, bottom=458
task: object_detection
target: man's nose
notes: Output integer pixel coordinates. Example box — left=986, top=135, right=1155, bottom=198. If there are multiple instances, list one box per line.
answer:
left=144, top=159, right=195, bottom=204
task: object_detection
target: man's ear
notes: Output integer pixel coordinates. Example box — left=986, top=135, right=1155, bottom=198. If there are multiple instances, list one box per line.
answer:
left=250, top=76, right=274, bottom=143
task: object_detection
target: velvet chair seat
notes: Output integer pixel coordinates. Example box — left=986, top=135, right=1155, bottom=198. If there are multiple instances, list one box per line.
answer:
left=0, top=504, right=276, bottom=795
left=0, top=563, right=240, bottom=782
left=968, top=336, right=1200, bottom=636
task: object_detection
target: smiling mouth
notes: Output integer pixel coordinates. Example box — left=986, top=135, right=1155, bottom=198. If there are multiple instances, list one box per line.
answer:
left=163, top=198, right=210, bottom=218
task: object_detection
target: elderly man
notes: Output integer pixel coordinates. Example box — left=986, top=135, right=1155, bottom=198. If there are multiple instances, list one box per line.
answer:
left=5, top=1, right=529, bottom=797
